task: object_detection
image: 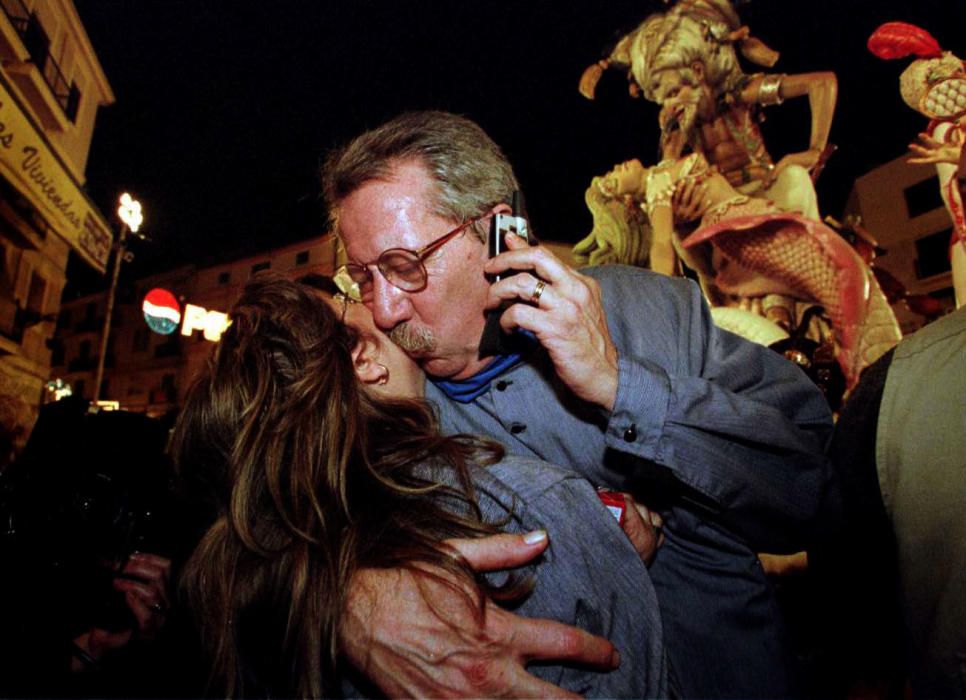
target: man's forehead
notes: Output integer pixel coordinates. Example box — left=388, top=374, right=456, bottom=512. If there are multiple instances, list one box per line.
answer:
left=338, top=168, right=447, bottom=259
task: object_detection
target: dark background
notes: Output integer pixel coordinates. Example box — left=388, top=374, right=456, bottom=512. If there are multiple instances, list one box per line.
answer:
left=68, top=0, right=966, bottom=293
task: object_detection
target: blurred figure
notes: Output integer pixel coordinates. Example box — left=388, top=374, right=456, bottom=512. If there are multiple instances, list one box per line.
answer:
left=821, top=307, right=966, bottom=698
left=0, top=397, right=188, bottom=697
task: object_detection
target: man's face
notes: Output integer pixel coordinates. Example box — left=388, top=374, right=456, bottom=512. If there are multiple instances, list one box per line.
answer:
left=336, top=159, right=493, bottom=380
left=653, top=68, right=713, bottom=140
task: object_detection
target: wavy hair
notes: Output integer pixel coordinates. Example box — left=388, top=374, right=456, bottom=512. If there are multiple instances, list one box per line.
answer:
left=322, top=111, right=519, bottom=244
left=172, top=273, right=507, bottom=697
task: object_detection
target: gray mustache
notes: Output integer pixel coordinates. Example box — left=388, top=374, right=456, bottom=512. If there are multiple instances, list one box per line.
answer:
left=389, top=322, right=436, bottom=353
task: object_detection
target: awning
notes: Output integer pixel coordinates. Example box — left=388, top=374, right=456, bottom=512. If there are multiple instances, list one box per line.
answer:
left=0, top=74, right=112, bottom=272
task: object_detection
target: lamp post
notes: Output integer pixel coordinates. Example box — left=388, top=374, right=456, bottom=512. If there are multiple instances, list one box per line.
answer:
left=93, top=193, right=143, bottom=403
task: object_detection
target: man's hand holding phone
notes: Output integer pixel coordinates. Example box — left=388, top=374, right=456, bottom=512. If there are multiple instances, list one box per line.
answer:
left=483, top=234, right=619, bottom=411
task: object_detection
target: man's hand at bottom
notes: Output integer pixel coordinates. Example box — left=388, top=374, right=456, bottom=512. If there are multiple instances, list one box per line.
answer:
left=340, top=531, right=619, bottom=698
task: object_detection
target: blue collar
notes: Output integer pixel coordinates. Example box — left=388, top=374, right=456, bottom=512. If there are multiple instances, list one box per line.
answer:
left=431, top=353, right=523, bottom=403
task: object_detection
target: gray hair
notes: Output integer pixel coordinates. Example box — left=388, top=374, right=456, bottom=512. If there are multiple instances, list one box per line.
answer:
left=322, top=111, right=519, bottom=243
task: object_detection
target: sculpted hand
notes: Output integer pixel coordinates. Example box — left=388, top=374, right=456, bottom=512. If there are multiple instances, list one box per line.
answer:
left=484, top=234, right=619, bottom=410
left=908, top=132, right=962, bottom=165
left=340, top=532, right=619, bottom=698
left=672, top=176, right=708, bottom=224
left=765, top=149, right=822, bottom=186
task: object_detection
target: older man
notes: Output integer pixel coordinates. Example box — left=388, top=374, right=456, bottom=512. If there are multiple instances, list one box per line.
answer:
left=326, top=111, right=833, bottom=698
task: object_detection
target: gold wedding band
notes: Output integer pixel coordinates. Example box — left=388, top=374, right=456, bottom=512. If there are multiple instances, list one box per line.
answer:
left=530, top=280, right=546, bottom=303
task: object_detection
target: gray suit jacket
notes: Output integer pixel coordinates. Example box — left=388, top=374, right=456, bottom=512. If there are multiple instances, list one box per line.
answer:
left=427, top=265, right=834, bottom=697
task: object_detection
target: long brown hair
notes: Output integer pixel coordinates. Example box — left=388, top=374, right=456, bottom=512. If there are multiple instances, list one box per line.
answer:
left=171, top=273, right=505, bottom=697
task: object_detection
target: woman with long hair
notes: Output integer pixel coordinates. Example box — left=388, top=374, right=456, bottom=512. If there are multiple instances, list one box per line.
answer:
left=171, top=273, right=665, bottom=698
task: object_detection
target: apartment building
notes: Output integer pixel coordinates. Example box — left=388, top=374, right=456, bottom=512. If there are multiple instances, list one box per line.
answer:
left=52, top=236, right=338, bottom=416
left=0, top=0, right=113, bottom=430
left=846, top=153, right=959, bottom=334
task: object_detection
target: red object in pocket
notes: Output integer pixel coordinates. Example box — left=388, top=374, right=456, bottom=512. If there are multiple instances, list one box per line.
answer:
left=597, top=488, right=626, bottom=526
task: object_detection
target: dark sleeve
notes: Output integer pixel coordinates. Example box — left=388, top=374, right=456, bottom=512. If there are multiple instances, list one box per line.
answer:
left=595, top=269, right=834, bottom=551
left=811, top=349, right=906, bottom=686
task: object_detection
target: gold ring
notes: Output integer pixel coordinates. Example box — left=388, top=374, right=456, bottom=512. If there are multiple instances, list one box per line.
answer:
left=530, top=280, right=546, bottom=303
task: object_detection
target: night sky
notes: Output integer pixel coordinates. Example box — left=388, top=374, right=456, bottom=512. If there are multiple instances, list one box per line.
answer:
left=68, top=0, right=966, bottom=294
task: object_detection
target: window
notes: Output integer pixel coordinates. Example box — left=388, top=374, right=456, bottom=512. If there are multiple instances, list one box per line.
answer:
left=217, top=271, right=231, bottom=285
left=251, top=261, right=270, bottom=276
left=74, top=378, right=86, bottom=399
left=295, top=250, right=310, bottom=266
left=132, top=327, right=150, bottom=353
left=915, top=228, right=954, bottom=279
left=50, top=342, right=64, bottom=367
left=65, top=82, right=80, bottom=122
left=904, top=177, right=944, bottom=219
left=26, top=273, right=46, bottom=316
left=57, top=308, right=71, bottom=329
left=78, top=339, right=91, bottom=359
left=84, top=302, right=96, bottom=323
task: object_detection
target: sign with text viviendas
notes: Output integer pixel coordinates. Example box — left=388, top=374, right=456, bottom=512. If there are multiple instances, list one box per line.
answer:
left=0, top=77, right=112, bottom=271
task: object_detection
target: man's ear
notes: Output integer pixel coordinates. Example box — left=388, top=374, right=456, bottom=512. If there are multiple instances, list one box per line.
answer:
left=350, top=336, right=387, bottom=386
left=691, top=61, right=705, bottom=82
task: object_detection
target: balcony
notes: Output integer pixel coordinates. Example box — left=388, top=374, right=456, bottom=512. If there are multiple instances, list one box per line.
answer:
left=0, top=0, right=30, bottom=63
left=1, top=7, right=79, bottom=130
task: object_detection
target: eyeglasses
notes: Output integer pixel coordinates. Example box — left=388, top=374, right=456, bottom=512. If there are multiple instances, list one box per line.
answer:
left=332, top=292, right=355, bottom=323
left=334, top=215, right=483, bottom=302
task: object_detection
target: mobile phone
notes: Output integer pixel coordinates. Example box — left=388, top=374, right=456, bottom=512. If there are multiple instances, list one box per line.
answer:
left=487, top=191, right=530, bottom=279
left=479, top=191, right=534, bottom=357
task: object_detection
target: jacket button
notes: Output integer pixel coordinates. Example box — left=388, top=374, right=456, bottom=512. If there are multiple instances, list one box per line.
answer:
left=496, top=380, right=511, bottom=391
left=623, top=424, right=637, bottom=443
left=510, top=423, right=526, bottom=434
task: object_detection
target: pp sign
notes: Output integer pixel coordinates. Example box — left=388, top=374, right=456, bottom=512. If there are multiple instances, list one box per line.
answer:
left=141, top=288, right=230, bottom=342
left=181, top=304, right=230, bottom=342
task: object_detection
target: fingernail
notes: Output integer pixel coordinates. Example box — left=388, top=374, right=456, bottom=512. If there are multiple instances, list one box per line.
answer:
left=523, top=529, right=548, bottom=545
left=611, top=649, right=621, bottom=668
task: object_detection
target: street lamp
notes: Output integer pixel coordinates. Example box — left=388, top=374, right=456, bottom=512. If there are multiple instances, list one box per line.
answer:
left=93, top=192, right=145, bottom=403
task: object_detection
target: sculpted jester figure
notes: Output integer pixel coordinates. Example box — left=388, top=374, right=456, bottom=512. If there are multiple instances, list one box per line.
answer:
left=579, top=0, right=836, bottom=223
left=869, top=21, right=966, bottom=308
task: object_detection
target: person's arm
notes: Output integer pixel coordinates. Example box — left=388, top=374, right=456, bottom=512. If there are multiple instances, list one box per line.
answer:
left=486, top=242, right=832, bottom=552
left=600, top=271, right=833, bottom=552
left=645, top=167, right=680, bottom=277
left=339, top=532, right=620, bottom=699
left=743, top=71, right=838, bottom=180
left=70, top=553, right=172, bottom=672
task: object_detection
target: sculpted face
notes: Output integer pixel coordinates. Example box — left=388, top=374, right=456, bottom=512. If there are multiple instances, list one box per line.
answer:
left=653, top=67, right=713, bottom=142
left=336, top=159, right=493, bottom=380
left=601, top=159, right=649, bottom=198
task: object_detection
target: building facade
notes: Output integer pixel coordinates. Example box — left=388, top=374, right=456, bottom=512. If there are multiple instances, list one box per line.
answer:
left=846, top=154, right=959, bottom=334
left=0, top=0, right=113, bottom=436
left=52, top=236, right=338, bottom=417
